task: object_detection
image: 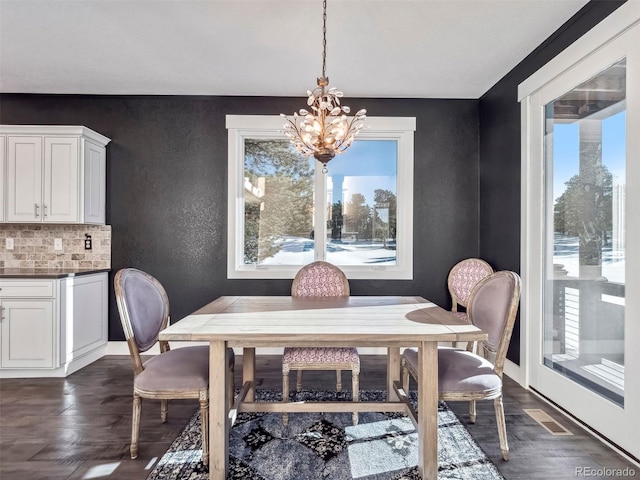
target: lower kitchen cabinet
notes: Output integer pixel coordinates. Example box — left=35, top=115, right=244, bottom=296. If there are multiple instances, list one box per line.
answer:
left=0, top=272, right=108, bottom=377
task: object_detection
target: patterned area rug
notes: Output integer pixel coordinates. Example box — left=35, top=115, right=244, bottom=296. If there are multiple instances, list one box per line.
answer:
left=147, top=390, right=504, bottom=480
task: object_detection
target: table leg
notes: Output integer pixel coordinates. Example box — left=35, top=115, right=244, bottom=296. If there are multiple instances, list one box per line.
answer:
left=418, top=341, right=438, bottom=480
left=243, top=347, right=256, bottom=401
left=209, top=341, right=229, bottom=480
left=387, top=347, right=400, bottom=401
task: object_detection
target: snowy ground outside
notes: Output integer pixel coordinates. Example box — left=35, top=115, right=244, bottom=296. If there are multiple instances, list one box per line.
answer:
left=553, top=235, right=625, bottom=283
left=259, top=236, right=397, bottom=266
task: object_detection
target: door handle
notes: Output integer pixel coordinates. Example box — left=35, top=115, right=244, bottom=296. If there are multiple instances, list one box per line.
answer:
left=43, top=204, right=48, bottom=217
left=35, top=203, right=40, bottom=217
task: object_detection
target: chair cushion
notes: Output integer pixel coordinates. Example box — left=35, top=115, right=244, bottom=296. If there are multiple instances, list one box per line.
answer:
left=403, top=347, right=501, bottom=395
left=136, top=345, right=233, bottom=393
left=283, top=347, right=359, bottom=366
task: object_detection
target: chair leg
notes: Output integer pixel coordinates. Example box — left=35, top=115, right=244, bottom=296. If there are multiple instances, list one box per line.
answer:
left=130, top=395, right=141, bottom=459
left=401, top=358, right=410, bottom=392
left=200, top=396, right=209, bottom=466
left=494, top=395, right=509, bottom=461
left=336, top=370, right=343, bottom=392
left=352, top=368, right=359, bottom=425
left=469, top=400, right=477, bottom=423
left=282, top=365, right=290, bottom=426
left=296, top=370, right=303, bottom=392
left=160, top=399, right=168, bottom=422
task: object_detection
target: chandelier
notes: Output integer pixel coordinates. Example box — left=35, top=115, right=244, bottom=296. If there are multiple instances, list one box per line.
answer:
left=281, top=0, right=366, bottom=172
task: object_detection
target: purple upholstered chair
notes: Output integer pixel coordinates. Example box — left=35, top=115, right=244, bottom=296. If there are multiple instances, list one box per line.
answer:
left=114, top=268, right=235, bottom=465
left=282, top=261, right=360, bottom=425
left=402, top=270, right=521, bottom=461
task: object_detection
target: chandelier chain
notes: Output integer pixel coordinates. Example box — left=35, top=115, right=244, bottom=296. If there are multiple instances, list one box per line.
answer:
left=322, top=0, right=327, bottom=79
left=280, top=0, right=366, bottom=170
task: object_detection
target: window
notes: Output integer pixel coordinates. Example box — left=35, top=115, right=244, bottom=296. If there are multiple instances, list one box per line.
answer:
left=227, top=115, right=415, bottom=279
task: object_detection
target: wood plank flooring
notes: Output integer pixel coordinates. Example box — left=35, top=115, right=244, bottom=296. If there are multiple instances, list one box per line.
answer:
left=0, top=355, right=637, bottom=479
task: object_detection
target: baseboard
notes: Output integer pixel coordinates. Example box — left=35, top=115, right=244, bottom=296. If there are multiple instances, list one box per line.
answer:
left=0, top=344, right=107, bottom=379
left=503, top=358, right=525, bottom=386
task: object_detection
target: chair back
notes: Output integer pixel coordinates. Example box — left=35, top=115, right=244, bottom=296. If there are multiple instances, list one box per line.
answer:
left=447, top=258, right=494, bottom=310
left=467, top=270, right=521, bottom=376
left=291, top=261, right=350, bottom=297
left=114, top=268, right=170, bottom=373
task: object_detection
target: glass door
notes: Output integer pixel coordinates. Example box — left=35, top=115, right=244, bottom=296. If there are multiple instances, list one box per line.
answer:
left=543, top=59, right=626, bottom=407
left=524, top=22, right=639, bottom=461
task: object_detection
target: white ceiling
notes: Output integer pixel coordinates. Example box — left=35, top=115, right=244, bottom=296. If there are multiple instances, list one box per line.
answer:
left=0, top=0, right=589, bottom=99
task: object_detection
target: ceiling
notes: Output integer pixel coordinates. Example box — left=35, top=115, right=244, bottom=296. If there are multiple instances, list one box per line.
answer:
left=0, top=0, right=590, bottom=99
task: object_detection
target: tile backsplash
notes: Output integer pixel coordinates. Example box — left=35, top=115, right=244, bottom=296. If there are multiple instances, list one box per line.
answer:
left=0, top=224, right=111, bottom=269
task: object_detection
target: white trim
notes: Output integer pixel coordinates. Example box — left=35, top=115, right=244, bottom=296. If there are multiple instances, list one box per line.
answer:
left=518, top=1, right=640, bottom=100
left=226, top=115, right=416, bottom=280
left=0, top=345, right=107, bottom=379
left=0, top=124, right=111, bottom=145
left=503, top=359, right=525, bottom=386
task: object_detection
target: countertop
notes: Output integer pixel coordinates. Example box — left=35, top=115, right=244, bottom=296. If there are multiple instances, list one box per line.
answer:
left=0, top=268, right=110, bottom=279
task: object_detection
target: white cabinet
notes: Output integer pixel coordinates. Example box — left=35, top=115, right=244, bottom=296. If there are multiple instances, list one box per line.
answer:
left=1, top=298, right=55, bottom=369
left=1, top=125, right=110, bottom=224
left=0, top=272, right=108, bottom=377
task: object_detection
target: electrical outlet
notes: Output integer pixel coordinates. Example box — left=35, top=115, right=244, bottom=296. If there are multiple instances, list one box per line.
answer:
left=5, top=238, right=14, bottom=250
left=54, top=238, right=63, bottom=251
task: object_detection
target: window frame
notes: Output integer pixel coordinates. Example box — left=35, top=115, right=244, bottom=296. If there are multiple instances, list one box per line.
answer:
left=226, top=114, right=416, bottom=279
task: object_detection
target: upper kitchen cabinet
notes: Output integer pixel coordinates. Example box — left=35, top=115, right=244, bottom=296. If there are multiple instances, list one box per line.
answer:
left=1, top=126, right=111, bottom=224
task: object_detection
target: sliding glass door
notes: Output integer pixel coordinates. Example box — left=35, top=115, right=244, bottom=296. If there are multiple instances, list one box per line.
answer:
left=543, top=59, right=626, bottom=407
left=522, top=12, right=639, bottom=460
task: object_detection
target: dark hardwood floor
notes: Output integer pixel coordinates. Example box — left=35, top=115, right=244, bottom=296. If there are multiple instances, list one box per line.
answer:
left=0, top=355, right=637, bottom=479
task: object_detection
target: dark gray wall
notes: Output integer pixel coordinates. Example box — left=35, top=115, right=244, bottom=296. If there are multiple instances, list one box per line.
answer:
left=0, top=95, right=480, bottom=340
left=478, top=0, right=626, bottom=363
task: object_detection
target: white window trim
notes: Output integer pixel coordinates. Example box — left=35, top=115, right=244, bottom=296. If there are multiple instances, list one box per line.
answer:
left=226, top=115, right=416, bottom=280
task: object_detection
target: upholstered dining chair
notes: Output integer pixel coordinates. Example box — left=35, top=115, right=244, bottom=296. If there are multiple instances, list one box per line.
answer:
left=448, top=257, right=494, bottom=324
left=114, top=268, right=235, bottom=465
left=282, top=261, right=360, bottom=425
left=401, top=270, right=521, bottom=461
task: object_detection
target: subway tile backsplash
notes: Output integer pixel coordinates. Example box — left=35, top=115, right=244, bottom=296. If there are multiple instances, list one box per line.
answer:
left=0, top=224, right=111, bottom=269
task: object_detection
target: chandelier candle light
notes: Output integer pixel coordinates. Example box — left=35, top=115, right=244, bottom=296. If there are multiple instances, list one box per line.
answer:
left=281, top=0, right=366, bottom=173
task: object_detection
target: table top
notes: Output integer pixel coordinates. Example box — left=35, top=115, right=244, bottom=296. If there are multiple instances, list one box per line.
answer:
left=160, top=296, right=487, bottom=348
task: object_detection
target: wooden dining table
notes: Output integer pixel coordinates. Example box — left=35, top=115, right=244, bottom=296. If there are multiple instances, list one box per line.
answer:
left=158, top=295, right=487, bottom=480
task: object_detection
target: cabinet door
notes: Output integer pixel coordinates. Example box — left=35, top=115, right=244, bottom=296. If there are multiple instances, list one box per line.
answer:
left=43, top=137, right=79, bottom=223
left=6, top=136, right=43, bottom=222
left=0, top=136, right=5, bottom=222
left=83, top=140, right=106, bottom=224
left=0, top=299, right=55, bottom=368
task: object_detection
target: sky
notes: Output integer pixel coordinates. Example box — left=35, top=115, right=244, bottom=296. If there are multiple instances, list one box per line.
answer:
left=327, top=139, right=397, bottom=208
left=551, top=110, right=626, bottom=201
